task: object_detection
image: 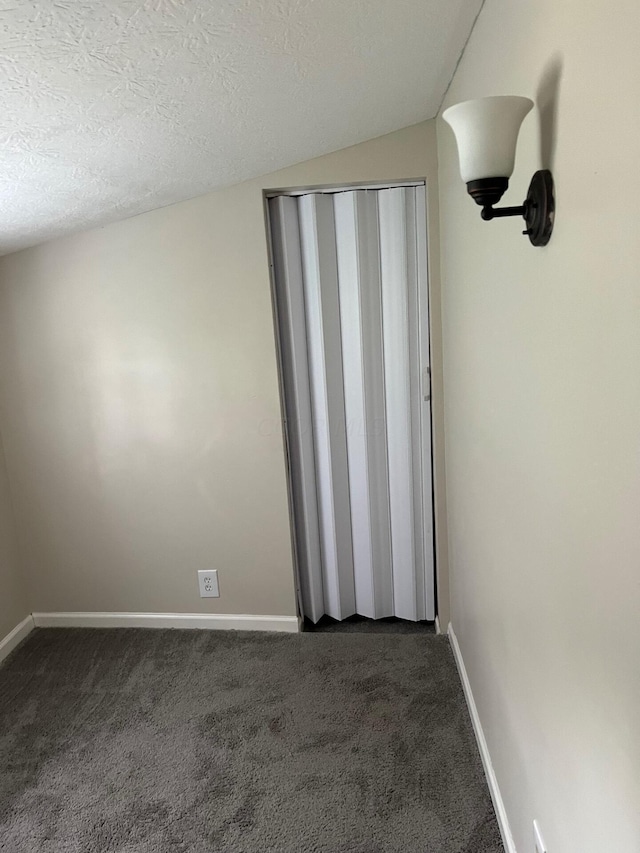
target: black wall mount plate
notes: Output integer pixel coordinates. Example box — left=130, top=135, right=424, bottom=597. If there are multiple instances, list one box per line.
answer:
left=524, top=169, right=555, bottom=246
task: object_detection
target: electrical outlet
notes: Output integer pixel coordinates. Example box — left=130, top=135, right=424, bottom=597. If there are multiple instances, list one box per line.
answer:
left=198, top=570, right=219, bottom=598
left=533, top=820, right=547, bottom=853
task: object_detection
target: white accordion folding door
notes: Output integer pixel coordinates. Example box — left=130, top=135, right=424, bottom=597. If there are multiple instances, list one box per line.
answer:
left=270, top=185, right=434, bottom=624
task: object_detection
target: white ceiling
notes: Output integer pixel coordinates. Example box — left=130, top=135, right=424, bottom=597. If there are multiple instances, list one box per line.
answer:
left=0, top=0, right=481, bottom=255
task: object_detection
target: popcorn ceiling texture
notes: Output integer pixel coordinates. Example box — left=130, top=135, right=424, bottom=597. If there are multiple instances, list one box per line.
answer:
left=0, top=0, right=481, bottom=254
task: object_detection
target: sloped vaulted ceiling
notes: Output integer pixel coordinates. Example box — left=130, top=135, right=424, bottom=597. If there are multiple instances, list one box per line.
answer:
left=0, top=0, right=482, bottom=254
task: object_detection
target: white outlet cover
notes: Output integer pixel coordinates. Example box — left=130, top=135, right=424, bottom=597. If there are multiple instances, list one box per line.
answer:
left=198, top=570, right=219, bottom=598
left=533, top=820, right=547, bottom=853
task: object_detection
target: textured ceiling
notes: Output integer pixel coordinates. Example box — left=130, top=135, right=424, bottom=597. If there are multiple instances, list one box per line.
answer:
left=0, top=0, right=482, bottom=254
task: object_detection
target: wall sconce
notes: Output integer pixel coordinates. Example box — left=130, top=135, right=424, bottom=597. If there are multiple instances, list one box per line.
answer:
left=443, top=96, right=554, bottom=246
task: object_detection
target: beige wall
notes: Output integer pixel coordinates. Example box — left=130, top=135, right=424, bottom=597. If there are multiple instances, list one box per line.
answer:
left=0, top=120, right=448, bottom=621
left=438, top=2, right=640, bottom=851
left=0, top=427, right=27, bottom=638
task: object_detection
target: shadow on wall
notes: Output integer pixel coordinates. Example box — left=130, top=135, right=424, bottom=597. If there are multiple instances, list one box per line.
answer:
left=536, top=54, right=563, bottom=170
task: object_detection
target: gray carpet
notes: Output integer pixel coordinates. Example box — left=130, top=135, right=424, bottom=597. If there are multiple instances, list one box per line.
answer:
left=0, top=629, right=502, bottom=853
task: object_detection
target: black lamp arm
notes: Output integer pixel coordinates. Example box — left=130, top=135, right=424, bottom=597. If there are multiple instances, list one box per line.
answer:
left=467, top=170, right=555, bottom=247
left=480, top=204, right=526, bottom=221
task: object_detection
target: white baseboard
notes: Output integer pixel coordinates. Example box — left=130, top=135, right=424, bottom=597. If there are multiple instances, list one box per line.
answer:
left=434, top=615, right=442, bottom=635
left=448, top=623, right=516, bottom=853
left=32, top=612, right=301, bottom=633
left=0, top=614, right=35, bottom=665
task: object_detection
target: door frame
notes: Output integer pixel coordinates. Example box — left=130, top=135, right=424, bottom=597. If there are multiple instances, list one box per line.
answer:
left=263, top=179, right=438, bottom=624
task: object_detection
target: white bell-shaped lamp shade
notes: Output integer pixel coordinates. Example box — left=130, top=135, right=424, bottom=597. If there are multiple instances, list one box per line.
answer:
left=442, top=96, right=533, bottom=183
